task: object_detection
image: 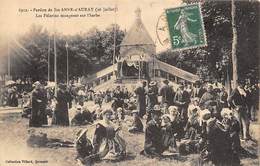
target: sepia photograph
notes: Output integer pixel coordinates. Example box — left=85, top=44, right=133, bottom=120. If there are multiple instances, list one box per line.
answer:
left=0, top=0, right=259, bottom=165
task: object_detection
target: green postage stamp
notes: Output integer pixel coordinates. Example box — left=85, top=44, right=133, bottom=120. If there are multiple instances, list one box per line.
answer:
left=165, top=3, right=207, bottom=51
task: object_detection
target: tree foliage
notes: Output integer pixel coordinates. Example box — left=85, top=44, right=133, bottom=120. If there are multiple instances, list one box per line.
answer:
left=158, top=0, right=259, bottom=83
left=13, top=24, right=125, bottom=82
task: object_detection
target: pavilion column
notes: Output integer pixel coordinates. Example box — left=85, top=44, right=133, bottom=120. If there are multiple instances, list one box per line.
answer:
left=175, top=76, right=178, bottom=83
left=158, top=70, right=161, bottom=77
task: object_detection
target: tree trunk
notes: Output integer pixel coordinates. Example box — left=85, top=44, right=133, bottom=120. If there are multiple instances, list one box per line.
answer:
left=231, top=0, right=238, bottom=88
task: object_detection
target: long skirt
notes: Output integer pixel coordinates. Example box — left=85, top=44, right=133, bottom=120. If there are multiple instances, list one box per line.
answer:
left=29, top=108, right=42, bottom=127
left=52, top=109, right=69, bottom=126
left=95, top=133, right=126, bottom=161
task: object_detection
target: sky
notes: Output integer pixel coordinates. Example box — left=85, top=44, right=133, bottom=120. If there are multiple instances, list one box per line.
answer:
left=0, top=0, right=182, bottom=53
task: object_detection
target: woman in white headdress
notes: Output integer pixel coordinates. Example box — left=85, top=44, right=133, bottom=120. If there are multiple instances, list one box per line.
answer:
left=89, top=109, right=126, bottom=162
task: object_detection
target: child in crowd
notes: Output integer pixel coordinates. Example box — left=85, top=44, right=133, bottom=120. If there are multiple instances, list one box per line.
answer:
left=187, top=97, right=200, bottom=119
left=168, top=106, right=184, bottom=140
left=221, top=108, right=240, bottom=165
left=21, top=92, right=32, bottom=118
left=128, top=110, right=143, bottom=133
left=71, top=105, right=94, bottom=126
left=161, top=102, right=169, bottom=114
left=184, top=106, right=200, bottom=140
left=161, top=114, right=177, bottom=153
left=115, top=107, right=125, bottom=121
left=92, top=105, right=103, bottom=120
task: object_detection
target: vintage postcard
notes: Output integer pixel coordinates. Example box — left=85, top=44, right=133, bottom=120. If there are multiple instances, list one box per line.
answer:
left=0, top=0, right=259, bottom=166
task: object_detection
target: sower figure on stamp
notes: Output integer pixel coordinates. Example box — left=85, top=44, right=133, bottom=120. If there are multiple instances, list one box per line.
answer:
left=174, top=9, right=197, bottom=46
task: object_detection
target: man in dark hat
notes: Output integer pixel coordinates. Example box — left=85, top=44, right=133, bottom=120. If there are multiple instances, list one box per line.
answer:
left=142, top=105, right=164, bottom=157
left=192, top=81, right=206, bottom=98
left=159, top=79, right=174, bottom=106
left=71, top=105, right=94, bottom=126
left=201, top=117, right=234, bottom=166
left=228, top=81, right=250, bottom=140
left=174, top=84, right=190, bottom=123
left=30, top=81, right=45, bottom=127
left=39, top=82, right=48, bottom=125
left=134, top=81, right=147, bottom=118
left=199, top=84, right=217, bottom=109
left=147, top=81, right=158, bottom=117
left=112, top=85, right=124, bottom=111
left=8, top=86, right=18, bottom=107
left=52, top=83, right=72, bottom=126
left=128, top=110, right=143, bottom=133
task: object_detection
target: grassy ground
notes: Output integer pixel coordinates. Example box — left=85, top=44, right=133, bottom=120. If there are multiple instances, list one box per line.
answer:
left=0, top=105, right=259, bottom=166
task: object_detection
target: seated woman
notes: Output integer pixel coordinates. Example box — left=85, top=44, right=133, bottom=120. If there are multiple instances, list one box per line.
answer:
left=21, top=92, right=32, bottom=118
left=221, top=108, right=240, bottom=166
left=184, top=106, right=200, bottom=140
left=114, top=107, right=125, bottom=121
left=141, top=107, right=164, bottom=157
left=127, top=97, right=137, bottom=111
left=161, top=102, right=169, bottom=114
left=81, top=106, right=94, bottom=124
left=128, top=110, right=143, bottom=133
left=92, top=105, right=103, bottom=120
left=187, top=97, right=200, bottom=119
left=71, top=105, right=94, bottom=126
left=200, top=115, right=234, bottom=166
left=161, top=114, right=177, bottom=153
left=168, top=106, right=184, bottom=140
left=89, top=109, right=126, bottom=162
left=94, top=92, right=103, bottom=108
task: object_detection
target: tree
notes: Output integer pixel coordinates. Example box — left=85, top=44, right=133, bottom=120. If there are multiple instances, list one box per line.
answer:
left=19, top=24, right=50, bottom=81
left=231, top=0, right=238, bottom=88
left=158, top=0, right=259, bottom=83
left=13, top=24, right=125, bottom=83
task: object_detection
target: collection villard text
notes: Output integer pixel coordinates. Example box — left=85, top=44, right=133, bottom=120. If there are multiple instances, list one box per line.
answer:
left=5, top=160, right=48, bottom=164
